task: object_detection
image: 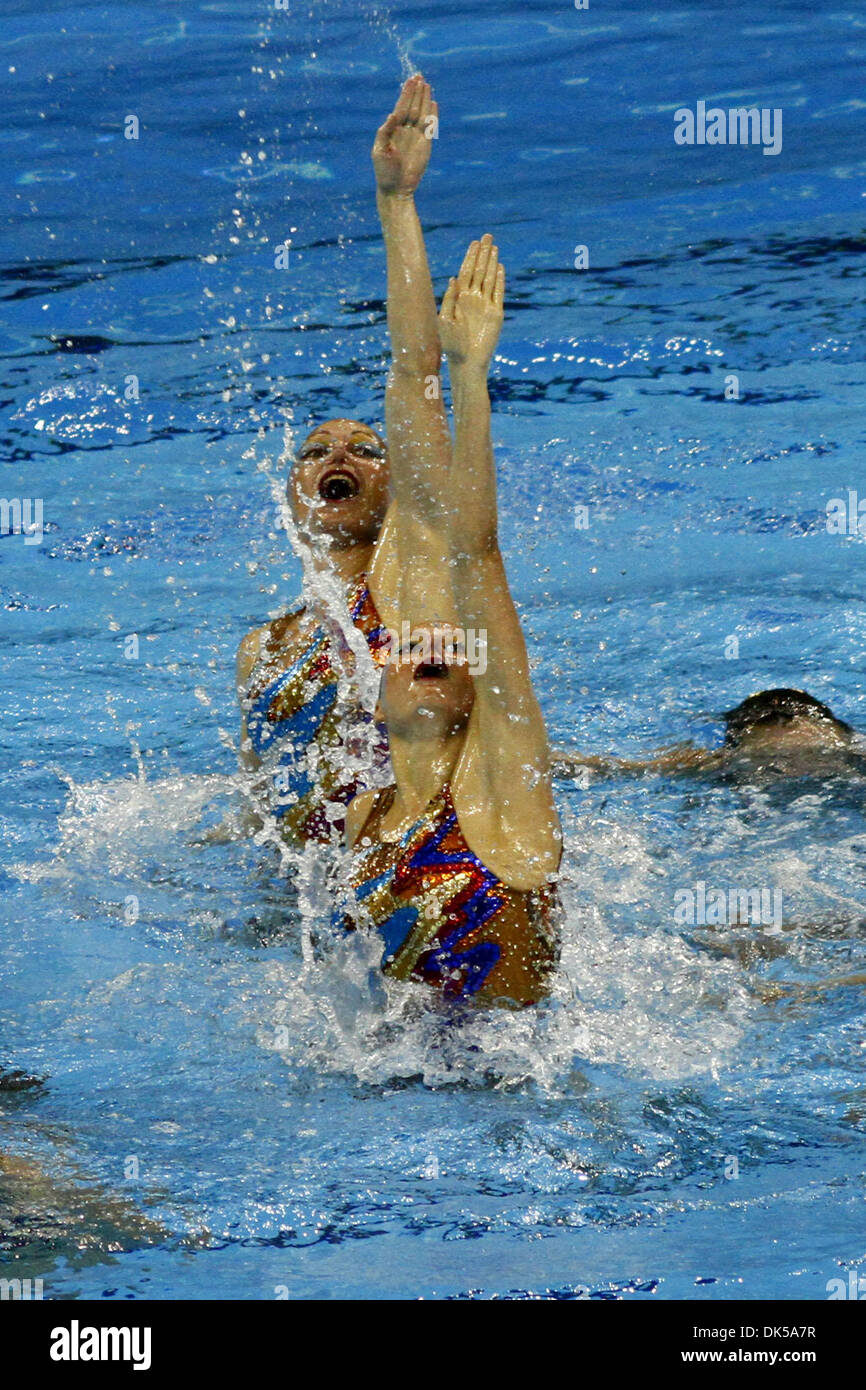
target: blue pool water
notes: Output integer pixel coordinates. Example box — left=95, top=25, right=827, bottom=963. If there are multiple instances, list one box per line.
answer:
left=2, top=0, right=866, bottom=1300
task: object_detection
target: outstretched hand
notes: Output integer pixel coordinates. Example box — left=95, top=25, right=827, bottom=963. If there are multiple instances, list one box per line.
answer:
left=438, top=234, right=505, bottom=368
left=372, top=73, right=438, bottom=197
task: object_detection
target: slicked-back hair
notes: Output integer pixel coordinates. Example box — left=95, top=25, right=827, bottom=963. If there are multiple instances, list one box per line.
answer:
left=722, top=688, right=855, bottom=746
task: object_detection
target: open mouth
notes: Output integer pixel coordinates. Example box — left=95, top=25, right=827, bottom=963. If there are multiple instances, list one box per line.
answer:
left=318, top=467, right=360, bottom=502
left=414, top=662, right=448, bottom=680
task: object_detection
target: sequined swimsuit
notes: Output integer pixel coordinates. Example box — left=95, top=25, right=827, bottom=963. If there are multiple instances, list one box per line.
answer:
left=244, top=577, right=391, bottom=842
left=344, top=783, right=559, bottom=1006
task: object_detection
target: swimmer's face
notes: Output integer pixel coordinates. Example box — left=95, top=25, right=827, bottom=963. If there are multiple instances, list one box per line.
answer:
left=728, top=716, right=852, bottom=770
left=289, top=419, right=390, bottom=548
left=378, top=624, right=475, bottom=739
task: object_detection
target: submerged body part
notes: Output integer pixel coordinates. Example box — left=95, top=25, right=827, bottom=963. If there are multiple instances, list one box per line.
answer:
left=555, top=687, right=864, bottom=785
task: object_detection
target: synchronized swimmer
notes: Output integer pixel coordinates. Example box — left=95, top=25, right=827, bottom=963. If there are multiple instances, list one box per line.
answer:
left=234, top=74, right=859, bottom=1007
left=236, top=420, right=392, bottom=844
left=338, top=87, right=562, bottom=1004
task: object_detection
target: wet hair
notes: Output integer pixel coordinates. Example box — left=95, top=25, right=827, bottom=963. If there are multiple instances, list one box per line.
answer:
left=0, top=1066, right=46, bottom=1093
left=722, top=688, right=855, bottom=747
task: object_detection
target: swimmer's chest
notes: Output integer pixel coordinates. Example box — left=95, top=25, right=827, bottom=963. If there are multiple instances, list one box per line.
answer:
left=351, top=787, right=532, bottom=936
left=248, top=579, right=384, bottom=718
left=346, top=787, right=558, bottom=1003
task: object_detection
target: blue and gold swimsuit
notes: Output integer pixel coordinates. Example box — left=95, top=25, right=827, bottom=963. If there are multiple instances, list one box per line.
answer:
left=344, top=783, right=559, bottom=1006
left=244, top=576, right=391, bottom=843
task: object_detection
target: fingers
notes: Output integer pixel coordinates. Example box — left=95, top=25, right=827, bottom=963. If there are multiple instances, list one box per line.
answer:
left=472, top=233, right=493, bottom=291
left=381, top=74, right=432, bottom=137
left=480, top=239, right=499, bottom=297
left=373, top=74, right=434, bottom=166
left=458, top=239, right=478, bottom=287
left=494, top=261, right=505, bottom=310
left=381, top=75, right=417, bottom=138
left=440, top=277, right=458, bottom=320
left=456, top=234, right=502, bottom=301
left=406, top=74, right=428, bottom=125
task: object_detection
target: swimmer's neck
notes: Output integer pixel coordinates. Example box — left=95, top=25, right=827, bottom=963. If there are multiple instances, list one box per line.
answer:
left=303, top=539, right=376, bottom=588
left=385, top=730, right=463, bottom=823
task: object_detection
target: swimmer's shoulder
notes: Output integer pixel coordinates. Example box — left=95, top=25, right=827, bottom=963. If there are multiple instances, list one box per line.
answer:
left=236, top=624, right=270, bottom=691
left=236, top=604, right=307, bottom=691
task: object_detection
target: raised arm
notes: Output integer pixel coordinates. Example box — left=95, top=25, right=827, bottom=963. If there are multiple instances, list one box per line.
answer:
left=372, top=75, right=441, bottom=385
left=369, top=75, right=454, bottom=624
left=438, top=238, right=561, bottom=887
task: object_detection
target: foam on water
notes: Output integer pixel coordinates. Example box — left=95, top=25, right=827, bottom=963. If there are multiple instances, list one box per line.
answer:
left=9, top=754, right=755, bottom=1099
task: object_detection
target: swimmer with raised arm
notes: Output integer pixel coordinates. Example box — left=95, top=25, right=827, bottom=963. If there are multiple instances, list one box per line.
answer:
left=344, top=236, right=562, bottom=1008
left=235, top=76, right=444, bottom=845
